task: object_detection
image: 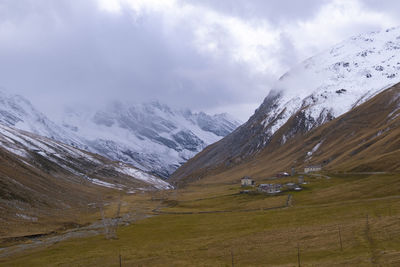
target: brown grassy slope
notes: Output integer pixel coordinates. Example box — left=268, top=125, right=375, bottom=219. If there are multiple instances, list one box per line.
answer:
left=172, top=83, right=400, bottom=185
left=0, top=149, right=101, bottom=238
left=0, top=130, right=156, bottom=239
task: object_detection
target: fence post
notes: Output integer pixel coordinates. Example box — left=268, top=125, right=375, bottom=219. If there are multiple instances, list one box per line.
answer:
left=231, top=249, right=234, bottom=267
left=338, top=225, right=343, bottom=251
left=297, top=243, right=301, bottom=267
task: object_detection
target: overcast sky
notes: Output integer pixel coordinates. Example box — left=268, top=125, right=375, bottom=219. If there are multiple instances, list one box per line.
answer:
left=0, top=0, right=399, bottom=121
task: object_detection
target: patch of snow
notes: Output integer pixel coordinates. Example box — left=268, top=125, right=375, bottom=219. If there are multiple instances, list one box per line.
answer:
left=16, top=213, right=38, bottom=222
left=311, top=141, right=323, bottom=153
left=306, top=141, right=323, bottom=158
left=37, top=151, right=47, bottom=157
left=87, top=178, right=123, bottom=190
left=2, top=146, right=28, bottom=158
left=115, top=163, right=172, bottom=189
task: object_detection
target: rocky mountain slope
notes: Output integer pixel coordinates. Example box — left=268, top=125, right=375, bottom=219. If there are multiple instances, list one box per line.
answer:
left=172, top=27, right=400, bottom=182
left=60, top=101, right=241, bottom=178
left=0, top=91, right=240, bottom=178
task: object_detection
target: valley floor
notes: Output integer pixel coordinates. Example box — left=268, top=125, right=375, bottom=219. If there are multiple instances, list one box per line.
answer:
left=1, top=172, right=400, bottom=266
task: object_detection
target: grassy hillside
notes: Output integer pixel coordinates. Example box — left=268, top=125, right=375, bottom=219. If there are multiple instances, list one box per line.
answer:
left=1, top=171, right=399, bottom=266
left=172, top=84, right=400, bottom=185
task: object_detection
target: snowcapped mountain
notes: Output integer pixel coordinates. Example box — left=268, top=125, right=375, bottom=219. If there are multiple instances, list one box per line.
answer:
left=0, top=91, right=85, bottom=149
left=0, top=90, right=241, bottom=178
left=60, top=101, right=241, bottom=178
left=259, top=26, right=400, bottom=145
left=171, top=26, right=400, bottom=181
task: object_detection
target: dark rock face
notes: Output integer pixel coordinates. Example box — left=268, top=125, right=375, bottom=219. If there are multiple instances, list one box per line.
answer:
left=0, top=110, right=22, bottom=125
left=172, top=130, right=205, bottom=152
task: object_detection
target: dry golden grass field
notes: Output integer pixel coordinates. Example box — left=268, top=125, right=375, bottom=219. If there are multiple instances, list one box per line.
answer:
left=1, top=171, right=400, bottom=266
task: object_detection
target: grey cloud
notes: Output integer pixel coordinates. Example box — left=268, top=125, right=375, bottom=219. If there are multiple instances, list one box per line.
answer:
left=361, top=0, right=400, bottom=14
left=0, top=0, right=273, bottom=120
left=0, top=0, right=399, bottom=121
left=180, top=0, right=331, bottom=24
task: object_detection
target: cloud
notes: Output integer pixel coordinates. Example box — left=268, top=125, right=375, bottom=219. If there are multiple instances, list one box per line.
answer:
left=287, top=0, right=398, bottom=55
left=179, top=0, right=331, bottom=24
left=0, top=0, right=399, bottom=121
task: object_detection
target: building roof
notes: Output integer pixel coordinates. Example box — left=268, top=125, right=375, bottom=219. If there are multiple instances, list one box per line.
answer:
left=305, top=165, right=322, bottom=168
left=259, top=183, right=281, bottom=187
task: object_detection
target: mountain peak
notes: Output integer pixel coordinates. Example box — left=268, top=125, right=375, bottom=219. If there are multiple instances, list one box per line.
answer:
left=171, top=26, right=400, bottom=182
left=261, top=26, right=400, bottom=139
left=0, top=93, right=241, bottom=179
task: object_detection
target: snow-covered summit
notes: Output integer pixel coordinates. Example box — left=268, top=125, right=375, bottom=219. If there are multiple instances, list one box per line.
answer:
left=60, top=101, right=242, bottom=178
left=260, top=26, right=400, bottom=141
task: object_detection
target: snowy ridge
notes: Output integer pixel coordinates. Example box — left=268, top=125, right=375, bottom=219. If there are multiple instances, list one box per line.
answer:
left=115, top=162, right=172, bottom=190
left=0, top=124, right=171, bottom=190
left=0, top=91, right=85, bottom=148
left=259, top=26, right=400, bottom=144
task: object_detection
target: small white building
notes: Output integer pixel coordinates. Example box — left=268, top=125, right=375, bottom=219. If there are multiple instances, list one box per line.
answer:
left=304, top=165, right=322, bottom=173
left=241, top=176, right=255, bottom=187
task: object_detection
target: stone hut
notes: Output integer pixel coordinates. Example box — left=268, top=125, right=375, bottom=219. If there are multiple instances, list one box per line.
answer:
left=241, top=176, right=255, bottom=187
